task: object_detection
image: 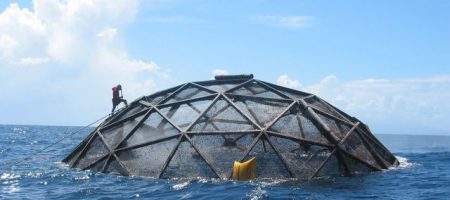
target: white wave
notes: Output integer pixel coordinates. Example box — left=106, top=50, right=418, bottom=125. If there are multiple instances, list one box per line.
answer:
left=388, top=156, right=416, bottom=170
left=247, top=186, right=268, bottom=200
left=172, top=181, right=190, bottom=190
left=74, top=174, right=90, bottom=180
left=0, top=173, right=21, bottom=180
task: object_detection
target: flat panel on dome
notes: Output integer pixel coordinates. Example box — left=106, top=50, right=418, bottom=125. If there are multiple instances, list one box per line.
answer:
left=339, top=151, right=372, bottom=174
left=89, top=156, right=108, bottom=172
left=191, top=133, right=254, bottom=178
left=190, top=98, right=257, bottom=132
left=338, top=131, right=382, bottom=169
left=304, top=97, right=349, bottom=122
left=113, top=104, right=146, bottom=122
left=268, top=135, right=332, bottom=179
left=74, top=135, right=110, bottom=169
left=105, top=157, right=128, bottom=176
left=257, top=80, right=312, bottom=100
left=100, top=115, right=145, bottom=149
left=120, top=111, right=180, bottom=148
left=118, top=138, right=178, bottom=178
left=158, top=99, right=212, bottom=130
left=230, top=81, right=286, bottom=99
left=243, top=138, right=290, bottom=179
left=201, top=83, right=240, bottom=93
left=232, top=97, right=290, bottom=128
left=161, top=140, right=216, bottom=178
left=314, top=154, right=342, bottom=178
left=147, top=93, right=172, bottom=105
left=358, top=131, right=397, bottom=165
left=315, top=112, right=353, bottom=139
left=64, top=133, right=95, bottom=165
left=268, top=105, right=331, bottom=145
left=164, top=85, right=216, bottom=104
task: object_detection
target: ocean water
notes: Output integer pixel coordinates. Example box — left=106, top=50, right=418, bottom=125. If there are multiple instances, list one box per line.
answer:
left=1, top=125, right=449, bottom=200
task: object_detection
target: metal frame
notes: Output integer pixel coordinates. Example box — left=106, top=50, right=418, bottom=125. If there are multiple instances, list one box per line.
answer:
left=64, top=77, right=399, bottom=180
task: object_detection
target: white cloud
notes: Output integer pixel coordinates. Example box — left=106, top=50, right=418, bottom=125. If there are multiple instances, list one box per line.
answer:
left=0, top=1, right=173, bottom=125
left=15, top=56, right=49, bottom=65
left=278, top=75, right=450, bottom=134
left=212, top=69, right=229, bottom=77
left=96, top=28, right=118, bottom=40
left=277, top=74, right=302, bottom=89
left=252, top=15, right=313, bottom=29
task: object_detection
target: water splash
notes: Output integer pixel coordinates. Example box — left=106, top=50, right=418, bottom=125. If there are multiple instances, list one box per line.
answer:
left=247, top=186, right=268, bottom=200
left=172, top=181, right=190, bottom=190
left=387, top=156, right=416, bottom=171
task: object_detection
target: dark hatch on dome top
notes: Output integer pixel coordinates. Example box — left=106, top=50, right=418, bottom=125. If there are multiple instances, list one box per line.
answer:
left=63, top=74, right=399, bottom=179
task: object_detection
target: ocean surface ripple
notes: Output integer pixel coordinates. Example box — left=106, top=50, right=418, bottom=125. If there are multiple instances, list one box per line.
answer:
left=1, top=125, right=449, bottom=199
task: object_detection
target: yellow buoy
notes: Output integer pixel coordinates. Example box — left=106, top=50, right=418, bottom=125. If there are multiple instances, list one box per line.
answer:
left=232, top=157, right=256, bottom=180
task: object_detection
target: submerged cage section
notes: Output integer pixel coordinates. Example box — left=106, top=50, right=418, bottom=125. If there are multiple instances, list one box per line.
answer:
left=63, top=75, right=399, bottom=179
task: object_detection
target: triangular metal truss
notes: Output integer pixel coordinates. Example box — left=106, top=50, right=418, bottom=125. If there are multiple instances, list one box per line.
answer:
left=63, top=78, right=399, bottom=179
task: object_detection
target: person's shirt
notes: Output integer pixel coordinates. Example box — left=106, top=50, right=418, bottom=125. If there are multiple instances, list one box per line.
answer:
left=112, top=87, right=120, bottom=99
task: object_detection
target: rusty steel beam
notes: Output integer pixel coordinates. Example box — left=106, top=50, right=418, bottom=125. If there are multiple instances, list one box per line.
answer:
left=299, top=99, right=341, bottom=144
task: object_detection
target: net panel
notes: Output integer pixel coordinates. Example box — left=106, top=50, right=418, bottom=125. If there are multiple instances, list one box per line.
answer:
left=314, top=154, right=342, bottom=178
left=201, top=83, right=239, bottom=93
left=161, top=140, right=216, bottom=178
left=158, top=99, right=212, bottom=130
left=339, top=151, right=372, bottom=174
left=269, top=135, right=332, bottom=179
left=165, top=85, right=215, bottom=104
left=105, top=157, right=128, bottom=176
left=231, top=81, right=285, bottom=99
left=191, top=133, right=255, bottom=178
left=304, top=97, right=349, bottom=122
left=338, top=131, right=382, bottom=169
left=269, top=105, right=330, bottom=145
left=118, top=138, right=178, bottom=178
left=89, top=157, right=108, bottom=172
left=114, top=104, right=146, bottom=122
left=316, top=112, right=354, bottom=139
left=243, top=138, right=290, bottom=179
left=233, top=97, right=289, bottom=127
left=190, top=98, right=257, bottom=132
left=100, top=115, right=145, bottom=149
left=358, top=131, right=397, bottom=165
left=120, top=112, right=179, bottom=148
left=74, top=135, right=109, bottom=169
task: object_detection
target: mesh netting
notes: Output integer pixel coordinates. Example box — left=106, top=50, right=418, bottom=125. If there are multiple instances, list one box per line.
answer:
left=64, top=78, right=398, bottom=179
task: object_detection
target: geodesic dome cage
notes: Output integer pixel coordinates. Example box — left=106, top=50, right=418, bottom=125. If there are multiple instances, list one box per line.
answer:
left=63, top=75, right=398, bottom=179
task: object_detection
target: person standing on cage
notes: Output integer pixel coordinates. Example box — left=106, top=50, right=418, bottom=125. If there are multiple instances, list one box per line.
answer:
left=111, top=84, right=128, bottom=114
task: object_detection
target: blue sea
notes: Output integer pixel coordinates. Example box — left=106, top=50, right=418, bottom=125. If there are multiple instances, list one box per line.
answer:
left=1, top=125, right=449, bottom=200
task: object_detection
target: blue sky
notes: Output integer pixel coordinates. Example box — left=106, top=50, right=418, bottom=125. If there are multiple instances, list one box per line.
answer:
left=0, top=0, right=449, bottom=135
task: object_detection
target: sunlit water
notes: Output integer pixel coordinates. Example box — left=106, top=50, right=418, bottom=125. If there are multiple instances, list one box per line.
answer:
left=1, top=125, right=449, bottom=199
